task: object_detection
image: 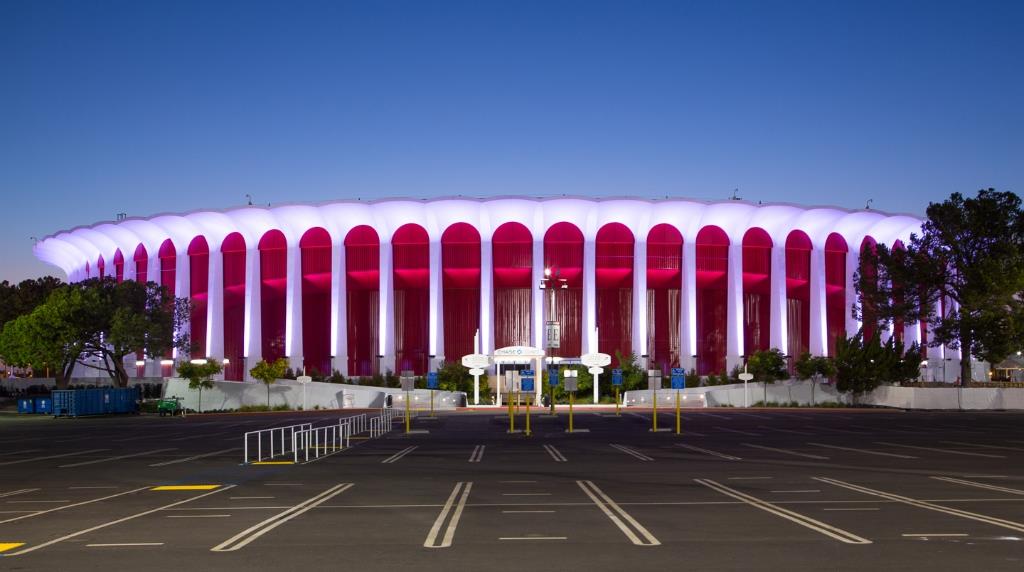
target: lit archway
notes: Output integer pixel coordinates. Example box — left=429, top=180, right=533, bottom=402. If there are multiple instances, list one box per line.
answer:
left=345, top=226, right=380, bottom=376
left=646, top=224, right=682, bottom=372
left=493, top=222, right=533, bottom=348
left=221, top=233, right=246, bottom=380
left=300, top=227, right=332, bottom=376
left=742, top=228, right=772, bottom=355
left=393, top=224, right=429, bottom=374
left=543, top=222, right=584, bottom=358
left=442, top=223, right=481, bottom=362
left=596, top=223, right=634, bottom=366
left=696, top=226, right=729, bottom=375
left=258, top=230, right=287, bottom=363
left=825, top=233, right=848, bottom=355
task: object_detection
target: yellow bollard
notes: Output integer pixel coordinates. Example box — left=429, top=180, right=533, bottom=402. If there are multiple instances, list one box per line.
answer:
left=615, top=387, right=620, bottom=416
left=675, top=389, right=681, bottom=435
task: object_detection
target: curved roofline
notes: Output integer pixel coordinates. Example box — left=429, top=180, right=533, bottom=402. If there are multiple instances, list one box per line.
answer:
left=38, top=194, right=922, bottom=242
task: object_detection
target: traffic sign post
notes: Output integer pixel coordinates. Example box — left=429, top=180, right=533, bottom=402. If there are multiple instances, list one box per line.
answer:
left=738, top=365, right=754, bottom=408
left=612, top=369, right=623, bottom=416
left=462, top=353, right=490, bottom=406
left=648, top=370, right=663, bottom=432
left=581, top=353, right=611, bottom=405
left=522, top=370, right=535, bottom=437
left=671, top=368, right=685, bottom=435
left=427, top=372, right=438, bottom=417
left=548, top=367, right=559, bottom=415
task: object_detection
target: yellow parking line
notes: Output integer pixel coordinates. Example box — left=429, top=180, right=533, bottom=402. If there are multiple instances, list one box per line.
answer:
left=151, top=485, right=221, bottom=491
left=0, top=543, right=25, bottom=553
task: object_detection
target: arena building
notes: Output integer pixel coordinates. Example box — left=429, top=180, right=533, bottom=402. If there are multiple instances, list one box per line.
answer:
left=35, top=197, right=956, bottom=383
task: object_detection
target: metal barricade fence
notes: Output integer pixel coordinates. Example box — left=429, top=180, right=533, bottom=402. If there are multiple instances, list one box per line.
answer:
left=338, top=413, right=368, bottom=437
left=292, top=424, right=344, bottom=463
left=244, top=423, right=312, bottom=464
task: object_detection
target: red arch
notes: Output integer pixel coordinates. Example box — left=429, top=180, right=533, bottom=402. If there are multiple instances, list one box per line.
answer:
left=259, top=230, right=287, bottom=363
left=188, top=236, right=210, bottom=358
left=300, top=228, right=332, bottom=376
left=825, top=233, right=848, bottom=355
left=647, top=224, right=682, bottom=372
left=393, top=224, right=429, bottom=374
left=785, top=230, right=812, bottom=364
left=133, top=244, right=148, bottom=284
left=158, top=239, right=177, bottom=375
left=493, top=222, right=533, bottom=348
left=596, top=223, right=634, bottom=366
left=346, top=226, right=380, bottom=376
left=696, top=226, right=729, bottom=375
left=97, top=255, right=105, bottom=280
left=543, top=222, right=584, bottom=357
left=742, top=228, right=772, bottom=355
left=221, top=233, right=246, bottom=380
left=442, top=223, right=481, bottom=362
left=113, top=250, right=124, bottom=283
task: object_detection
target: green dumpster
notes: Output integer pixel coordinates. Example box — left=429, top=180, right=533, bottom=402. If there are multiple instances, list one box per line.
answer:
left=157, top=397, right=182, bottom=417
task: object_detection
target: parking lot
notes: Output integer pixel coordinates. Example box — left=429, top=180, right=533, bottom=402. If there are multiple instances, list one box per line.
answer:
left=1, top=407, right=1022, bottom=571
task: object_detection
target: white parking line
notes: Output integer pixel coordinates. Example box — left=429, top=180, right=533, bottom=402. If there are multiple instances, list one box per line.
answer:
left=0, top=449, right=109, bottom=467
left=210, top=484, right=351, bottom=552
left=941, top=440, right=1024, bottom=452
left=424, top=482, right=473, bottom=548
left=86, top=543, right=164, bottom=547
left=610, top=444, right=654, bottom=461
left=874, top=442, right=1005, bottom=459
left=676, top=443, right=742, bottom=461
left=543, top=444, right=567, bottom=462
left=715, top=427, right=761, bottom=437
left=577, top=480, right=660, bottom=546
left=728, top=476, right=770, bottom=480
left=696, top=479, right=871, bottom=544
left=6, top=500, right=69, bottom=504
left=743, top=443, right=828, bottom=460
left=59, top=448, right=178, bottom=468
left=381, top=446, right=418, bottom=464
left=930, top=476, right=1024, bottom=496
left=148, top=448, right=240, bottom=467
left=815, top=477, right=1024, bottom=534
left=469, top=445, right=485, bottom=463
left=902, top=533, right=967, bottom=537
left=0, top=487, right=149, bottom=525
left=0, top=489, right=38, bottom=499
left=8, top=486, right=234, bottom=556
left=807, top=443, right=917, bottom=459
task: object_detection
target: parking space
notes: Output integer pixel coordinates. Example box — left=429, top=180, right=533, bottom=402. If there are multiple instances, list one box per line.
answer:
left=0, top=408, right=1022, bottom=569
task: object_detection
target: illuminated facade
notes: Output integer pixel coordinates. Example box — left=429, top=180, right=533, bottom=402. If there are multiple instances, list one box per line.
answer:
left=35, top=197, right=947, bottom=380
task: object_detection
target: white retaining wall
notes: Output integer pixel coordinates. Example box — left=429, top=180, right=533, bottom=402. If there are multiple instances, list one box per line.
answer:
left=162, top=378, right=466, bottom=412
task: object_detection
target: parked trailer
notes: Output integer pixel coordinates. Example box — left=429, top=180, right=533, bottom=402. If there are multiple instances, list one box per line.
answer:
left=52, top=388, right=140, bottom=417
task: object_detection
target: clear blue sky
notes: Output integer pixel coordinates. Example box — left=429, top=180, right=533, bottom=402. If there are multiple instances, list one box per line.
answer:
left=1, top=0, right=1021, bottom=282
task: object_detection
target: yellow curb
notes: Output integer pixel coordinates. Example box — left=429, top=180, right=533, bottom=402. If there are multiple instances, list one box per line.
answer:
left=0, top=543, right=26, bottom=553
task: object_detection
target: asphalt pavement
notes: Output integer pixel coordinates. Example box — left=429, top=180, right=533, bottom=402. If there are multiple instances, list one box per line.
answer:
left=1, top=405, right=1022, bottom=571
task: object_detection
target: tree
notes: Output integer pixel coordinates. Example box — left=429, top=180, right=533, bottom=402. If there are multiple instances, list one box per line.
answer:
left=0, top=303, right=81, bottom=388
left=250, top=358, right=289, bottom=408
left=746, top=348, right=789, bottom=404
left=177, top=359, right=223, bottom=413
left=856, top=189, right=1024, bottom=384
left=794, top=352, right=837, bottom=405
left=833, top=331, right=921, bottom=400
left=0, top=276, right=64, bottom=328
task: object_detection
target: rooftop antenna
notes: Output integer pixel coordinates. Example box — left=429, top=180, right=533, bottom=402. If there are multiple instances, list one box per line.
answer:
left=115, top=212, right=127, bottom=221
left=730, top=188, right=741, bottom=201
left=865, top=199, right=874, bottom=210
left=245, top=194, right=253, bottom=206
left=30, top=236, right=37, bottom=243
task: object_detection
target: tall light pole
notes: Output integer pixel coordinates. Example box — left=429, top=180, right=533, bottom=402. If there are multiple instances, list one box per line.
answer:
left=540, top=267, right=566, bottom=413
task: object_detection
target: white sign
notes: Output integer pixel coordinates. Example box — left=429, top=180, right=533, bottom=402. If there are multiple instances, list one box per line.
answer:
left=738, top=373, right=754, bottom=382
left=545, top=321, right=560, bottom=349
left=296, top=375, right=312, bottom=384
left=494, top=346, right=545, bottom=357
left=581, top=352, right=612, bottom=367
left=588, top=366, right=604, bottom=375
left=461, top=354, right=491, bottom=368
left=469, top=368, right=485, bottom=376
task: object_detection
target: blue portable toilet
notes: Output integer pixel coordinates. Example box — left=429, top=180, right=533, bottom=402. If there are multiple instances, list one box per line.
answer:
left=33, top=396, right=52, bottom=414
left=17, top=398, right=34, bottom=414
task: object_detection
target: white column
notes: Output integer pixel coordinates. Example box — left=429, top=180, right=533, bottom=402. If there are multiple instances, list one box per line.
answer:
left=285, top=245, right=303, bottom=371
left=380, top=240, right=395, bottom=373
left=429, top=238, right=443, bottom=366
left=846, top=248, right=861, bottom=338
left=480, top=239, right=494, bottom=356
left=175, top=249, right=190, bottom=359
left=583, top=238, right=596, bottom=355
left=680, top=241, right=697, bottom=371
left=769, top=246, right=787, bottom=355
left=532, top=238, right=544, bottom=350
left=332, top=242, right=347, bottom=376
left=633, top=240, right=647, bottom=359
left=207, top=252, right=224, bottom=360
left=726, top=244, right=744, bottom=371
left=244, top=248, right=262, bottom=381
left=808, top=248, right=827, bottom=355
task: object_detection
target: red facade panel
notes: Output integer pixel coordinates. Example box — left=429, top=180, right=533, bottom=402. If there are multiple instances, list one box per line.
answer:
left=259, top=230, right=287, bottom=363
left=543, top=222, right=583, bottom=358
left=647, top=224, right=682, bottom=372
left=346, top=226, right=380, bottom=376
left=188, top=236, right=210, bottom=358
left=493, top=222, right=533, bottom=349
left=825, top=233, right=848, bottom=356
left=442, top=223, right=481, bottom=362
left=742, top=228, right=772, bottom=356
left=158, top=239, right=176, bottom=375
left=222, top=233, right=246, bottom=381
left=860, top=236, right=878, bottom=342
left=113, top=250, right=124, bottom=283
left=393, top=224, right=429, bottom=375
left=301, top=228, right=332, bottom=376
left=785, top=230, right=812, bottom=364
left=133, top=244, right=148, bottom=284
left=596, top=223, right=633, bottom=366
left=696, top=226, right=728, bottom=375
